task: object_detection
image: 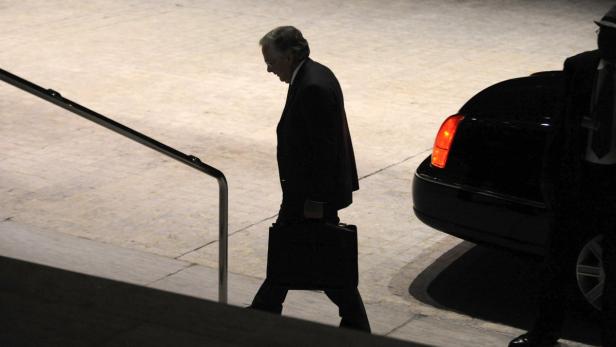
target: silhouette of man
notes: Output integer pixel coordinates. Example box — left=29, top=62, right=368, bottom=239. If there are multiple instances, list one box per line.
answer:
left=509, top=6, right=616, bottom=347
left=248, top=26, right=371, bottom=333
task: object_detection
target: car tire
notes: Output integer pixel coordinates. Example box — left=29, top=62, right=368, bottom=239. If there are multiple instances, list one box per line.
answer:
left=576, top=234, right=605, bottom=311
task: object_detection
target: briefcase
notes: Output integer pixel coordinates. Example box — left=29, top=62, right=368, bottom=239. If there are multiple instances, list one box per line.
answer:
left=266, top=221, right=358, bottom=290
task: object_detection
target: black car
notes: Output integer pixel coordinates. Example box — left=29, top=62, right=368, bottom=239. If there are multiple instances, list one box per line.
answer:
left=412, top=71, right=605, bottom=310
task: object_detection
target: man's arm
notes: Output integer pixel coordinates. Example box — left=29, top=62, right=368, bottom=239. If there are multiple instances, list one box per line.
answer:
left=301, top=84, right=339, bottom=213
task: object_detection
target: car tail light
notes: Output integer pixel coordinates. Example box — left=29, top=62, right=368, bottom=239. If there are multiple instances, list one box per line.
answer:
left=431, top=114, right=464, bottom=168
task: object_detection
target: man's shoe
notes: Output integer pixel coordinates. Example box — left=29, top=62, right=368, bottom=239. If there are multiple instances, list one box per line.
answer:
left=509, top=333, right=559, bottom=347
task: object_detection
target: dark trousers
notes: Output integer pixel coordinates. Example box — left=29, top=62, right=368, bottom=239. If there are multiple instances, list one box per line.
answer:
left=250, top=195, right=371, bottom=333
left=533, top=164, right=616, bottom=345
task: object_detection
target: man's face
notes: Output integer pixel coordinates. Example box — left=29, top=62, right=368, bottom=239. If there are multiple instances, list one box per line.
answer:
left=598, top=26, right=616, bottom=60
left=262, top=45, right=294, bottom=83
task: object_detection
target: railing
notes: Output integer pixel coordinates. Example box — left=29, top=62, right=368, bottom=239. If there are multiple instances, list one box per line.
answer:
left=0, top=68, right=228, bottom=303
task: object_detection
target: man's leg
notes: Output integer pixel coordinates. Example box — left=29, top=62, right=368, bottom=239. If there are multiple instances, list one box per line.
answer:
left=530, top=214, right=580, bottom=336
left=510, top=206, right=587, bottom=346
left=249, top=197, right=300, bottom=314
left=324, top=287, right=371, bottom=333
left=321, top=209, right=371, bottom=332
left=598, top=180, right=616, bottom=346
left=249, top=278, right=289, bottom=314
left=585, top=167, right=616, bottom=346
left=601, top=229, right=616, bottom=345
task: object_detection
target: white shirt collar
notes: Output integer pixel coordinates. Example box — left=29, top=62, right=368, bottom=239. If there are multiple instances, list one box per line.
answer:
left=290, top=59, right=306, bottom=85
left=599, top=59, right=607, bottom=69
left=598, top=59, right=616, bottom=70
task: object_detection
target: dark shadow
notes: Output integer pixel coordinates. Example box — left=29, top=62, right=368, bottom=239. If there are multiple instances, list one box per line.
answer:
left=409, top=242, right=601, bottom=346
left=0, top=256, right=424, bottom=347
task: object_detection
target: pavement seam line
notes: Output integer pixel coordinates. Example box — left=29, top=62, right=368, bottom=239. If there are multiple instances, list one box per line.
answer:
left=358, top=148, right=432, bottom=181
left=145, top=262, right=195, bottom=287
left=173, top=213, right=279, bottom=260
left=383, top=313, right=424, bottom=337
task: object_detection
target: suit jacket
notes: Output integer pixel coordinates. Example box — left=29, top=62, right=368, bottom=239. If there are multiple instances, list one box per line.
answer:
left=276, top=58, right=359, bottom=210
left=542, top=50, right=600, bottom=208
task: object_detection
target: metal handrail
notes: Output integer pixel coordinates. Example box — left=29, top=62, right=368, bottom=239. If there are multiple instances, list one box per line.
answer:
left=0, top=68, right=228, bottom=304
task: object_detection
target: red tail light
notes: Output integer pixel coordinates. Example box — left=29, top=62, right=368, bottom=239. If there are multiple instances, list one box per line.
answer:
left=431, top=114, right=464, bottom=168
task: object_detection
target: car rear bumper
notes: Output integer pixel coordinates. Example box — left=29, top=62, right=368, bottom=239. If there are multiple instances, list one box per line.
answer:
left=412, top=157, right=548, bottom=256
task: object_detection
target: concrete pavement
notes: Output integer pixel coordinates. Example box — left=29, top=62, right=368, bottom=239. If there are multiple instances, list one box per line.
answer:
left=1, top=0, right=611, bottom=345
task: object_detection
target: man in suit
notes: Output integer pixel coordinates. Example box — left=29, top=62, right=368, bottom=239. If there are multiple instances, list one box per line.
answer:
left=248, top=26, right=371, bottom=333
left=509, top=6, right=616, bottom=347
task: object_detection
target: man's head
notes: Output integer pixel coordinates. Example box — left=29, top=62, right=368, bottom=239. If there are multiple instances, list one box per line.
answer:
left=596, top=5, right=616, bottom=60
left=259, top=26, right=310, bottom=83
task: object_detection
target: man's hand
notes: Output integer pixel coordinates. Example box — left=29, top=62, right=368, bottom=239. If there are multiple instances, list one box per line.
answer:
left=303, top=200, right=324, bottom=219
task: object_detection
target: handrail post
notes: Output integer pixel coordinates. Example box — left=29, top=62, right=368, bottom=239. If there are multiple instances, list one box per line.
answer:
left=218, top=176, right=228, bottom=304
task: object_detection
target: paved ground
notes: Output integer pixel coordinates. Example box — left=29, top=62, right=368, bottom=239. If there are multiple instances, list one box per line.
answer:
left=0, top=0, right=611, bottom=346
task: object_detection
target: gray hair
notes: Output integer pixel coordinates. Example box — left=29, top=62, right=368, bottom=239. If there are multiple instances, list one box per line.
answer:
left=259, top=26, right=310, bottom=61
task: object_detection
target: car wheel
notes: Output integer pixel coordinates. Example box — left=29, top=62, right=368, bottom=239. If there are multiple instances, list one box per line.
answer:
left=576, top=234, right=604, bottom=310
